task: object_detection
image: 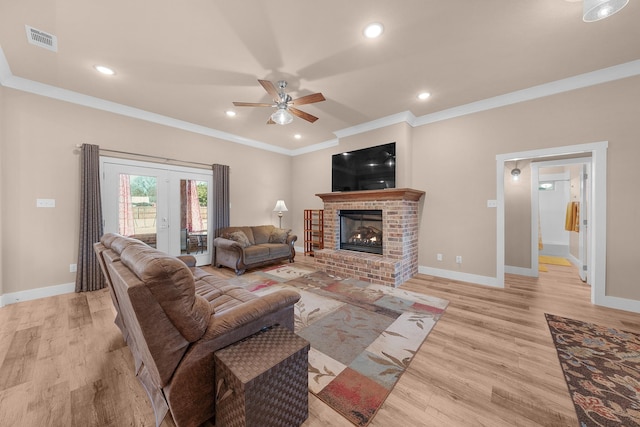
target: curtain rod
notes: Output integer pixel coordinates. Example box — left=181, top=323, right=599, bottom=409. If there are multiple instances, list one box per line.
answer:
left=76, top=144, right=212, bottom=168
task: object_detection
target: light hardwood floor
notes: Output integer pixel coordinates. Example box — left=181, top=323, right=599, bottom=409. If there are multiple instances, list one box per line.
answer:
left=1, top=258, right=639, bottom=426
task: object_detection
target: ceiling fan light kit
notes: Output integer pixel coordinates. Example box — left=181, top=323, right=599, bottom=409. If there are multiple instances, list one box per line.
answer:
left=233, top=79, right=325, bottom=126
left=583, top=0, right=629, bottom=22
left=271, top=108, right=293, bottom=125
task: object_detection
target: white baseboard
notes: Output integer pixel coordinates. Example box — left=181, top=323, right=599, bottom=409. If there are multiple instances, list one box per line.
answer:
left=505, top=265, right=537, bottom=277
left=539, top=244, right=569, bottom=257
left=595, top=295, right=640, bottom=314
left=0, top=282, right=75, bottom=307
left=418, top=266, right=499, bottom=287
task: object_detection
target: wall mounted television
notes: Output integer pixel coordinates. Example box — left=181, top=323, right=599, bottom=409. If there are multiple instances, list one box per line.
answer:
left=332, top=142, right=396, bottom=192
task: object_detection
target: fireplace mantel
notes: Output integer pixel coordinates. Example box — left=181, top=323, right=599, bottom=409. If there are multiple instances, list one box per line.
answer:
left=316, top=188, right=425, bottom=203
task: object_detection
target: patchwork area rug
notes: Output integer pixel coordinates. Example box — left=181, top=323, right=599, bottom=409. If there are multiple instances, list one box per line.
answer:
left=545, top=313, right=640, bottom=426
left=229, top=264, right=449, bottom=426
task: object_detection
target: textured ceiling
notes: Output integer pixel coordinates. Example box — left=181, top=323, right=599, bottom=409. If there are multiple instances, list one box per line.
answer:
left=1, top=0, right=638, bottom=152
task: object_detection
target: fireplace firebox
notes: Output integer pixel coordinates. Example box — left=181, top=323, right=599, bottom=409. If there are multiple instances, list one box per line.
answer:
left=339, top=209, right=383, bottom=254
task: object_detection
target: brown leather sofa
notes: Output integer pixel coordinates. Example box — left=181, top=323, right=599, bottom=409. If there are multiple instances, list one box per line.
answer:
left=94, top=233, right=301, bottom=427
left=214, top=225, right=296, bottom=275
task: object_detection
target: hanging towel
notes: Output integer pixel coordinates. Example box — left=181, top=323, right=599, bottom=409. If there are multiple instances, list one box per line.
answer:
left=564, top=202, right=580, bottom=232
left=538, top=214, right=543, bottom=250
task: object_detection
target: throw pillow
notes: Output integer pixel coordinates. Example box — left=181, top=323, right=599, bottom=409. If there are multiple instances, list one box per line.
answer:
left=269, top=228, right=290, bottom=243
left=227, top=231, right=251, bottom=248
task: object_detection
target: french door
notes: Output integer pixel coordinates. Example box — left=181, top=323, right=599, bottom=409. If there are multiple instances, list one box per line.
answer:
left=101, top=157, right=213, bottom=266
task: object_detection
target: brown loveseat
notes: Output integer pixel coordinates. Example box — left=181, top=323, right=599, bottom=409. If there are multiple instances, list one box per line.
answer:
left=214, top=225, right=296, bottom=275
left=94, top=233, right=301, bottom=427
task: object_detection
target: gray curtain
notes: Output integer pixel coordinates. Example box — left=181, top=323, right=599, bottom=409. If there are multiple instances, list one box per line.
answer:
left=212, top=164, right=230, bottom=264
left=75, top=144, right=105, bottom=292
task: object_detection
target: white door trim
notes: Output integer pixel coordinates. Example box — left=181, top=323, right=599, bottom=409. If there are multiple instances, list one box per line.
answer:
left=496, top=141, right=617, bottom=309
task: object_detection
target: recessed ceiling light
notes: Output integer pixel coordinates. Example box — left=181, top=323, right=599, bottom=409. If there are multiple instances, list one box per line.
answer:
left=363, top=23, right=384, bottom=39
left=294, top=134, right=302, bottom=140
left=94, top=65, right=115, bottom=75
left=418, top=92, right=431, bottom=100
left=225, top=110, right=236, bottom=117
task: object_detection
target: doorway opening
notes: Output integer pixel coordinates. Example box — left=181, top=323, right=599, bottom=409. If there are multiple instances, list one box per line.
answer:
left=496, top=141, right=607, bottom=307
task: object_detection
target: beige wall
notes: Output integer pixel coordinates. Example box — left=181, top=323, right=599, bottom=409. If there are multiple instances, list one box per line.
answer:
left=504, top=160, right=532, bottom=269
left=3, top=75, right=640, bottom=303
left=410, top=75, right=640, bottom=299
left=0, top=88, right=291, bottom=295
left=294, top=75, right=640, bottom=301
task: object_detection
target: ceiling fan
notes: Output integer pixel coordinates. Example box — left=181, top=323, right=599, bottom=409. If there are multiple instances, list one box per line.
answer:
left=233, top=79, right=325, bottom=125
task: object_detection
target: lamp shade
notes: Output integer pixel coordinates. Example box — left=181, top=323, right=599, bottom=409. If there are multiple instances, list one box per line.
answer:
left=270, top=108, right=293, bottom=125
left=583, top=0, right=629, bottom=22
left=273, top=200, right=288, bottom=213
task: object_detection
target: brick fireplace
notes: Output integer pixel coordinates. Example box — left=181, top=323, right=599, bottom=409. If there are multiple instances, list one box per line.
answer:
left=314, top=188, right=425, bottom=287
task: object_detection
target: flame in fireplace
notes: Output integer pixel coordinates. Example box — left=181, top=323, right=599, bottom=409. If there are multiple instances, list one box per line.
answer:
left=348, top=226, right=382, bottom=247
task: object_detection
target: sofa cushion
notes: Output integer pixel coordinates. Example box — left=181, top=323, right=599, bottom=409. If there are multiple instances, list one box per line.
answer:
left=221, top=227, right=255, bottom=245
left=269, top=228, right=290, bottom=243
left=120, top=245, right=211, bottom=342
left=226, top=231, right=251, bottom=248
left=107, top=233, right=149, bottom=255
left=264, top=243, right=292, bottom=258
left=243, top=245, right=270, bottom=263
left=251, top=225, right=275, bottom=245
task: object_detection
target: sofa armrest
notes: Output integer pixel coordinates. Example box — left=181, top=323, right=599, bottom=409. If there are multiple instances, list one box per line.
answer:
left=177, top=255, right=196, bottom=267
left=287, top=234, right=298, bottom=245
left=203, top=289, right=300, bottom=340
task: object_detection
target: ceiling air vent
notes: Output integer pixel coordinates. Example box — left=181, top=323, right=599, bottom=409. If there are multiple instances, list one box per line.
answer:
left=25, top=25, right=58, bottom=52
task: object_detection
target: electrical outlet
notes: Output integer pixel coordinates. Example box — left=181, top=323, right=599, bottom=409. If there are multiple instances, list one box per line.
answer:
left=436, top=253, right=443, bottom=261
left=69, top=263, right=77, bottom=273
left=456, top=256, right=462, bottom=264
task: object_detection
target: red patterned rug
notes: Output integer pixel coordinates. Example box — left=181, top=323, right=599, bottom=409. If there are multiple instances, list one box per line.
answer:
left=230, top=265, right=448, bottom=426
left=545, top=313, right=640, bottom=426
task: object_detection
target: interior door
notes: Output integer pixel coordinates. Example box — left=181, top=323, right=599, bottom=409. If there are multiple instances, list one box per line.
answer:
left=101, top=158, right=212, bottom=265
left=579, top=163, right=591, bottom=283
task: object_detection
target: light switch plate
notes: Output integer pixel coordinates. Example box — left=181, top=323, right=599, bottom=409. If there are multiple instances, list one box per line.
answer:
left=36, top=198, right=56, bottom=208
left=487, top=200, right=497, bottom=208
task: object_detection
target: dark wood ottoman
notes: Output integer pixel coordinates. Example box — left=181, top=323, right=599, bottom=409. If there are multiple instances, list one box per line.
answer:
left=214, top=325, right=310, bottom=427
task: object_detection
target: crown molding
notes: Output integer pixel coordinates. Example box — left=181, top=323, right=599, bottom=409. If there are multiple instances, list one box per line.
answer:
left=413, top=59, right=640, bottom=126
left=0, top=45, right=11, bottom=82
left=2, top=45, right=639, bottom=157
left=0, top=47, right=290, bottom=156
left=333, top=111, right=416, bottom=139
left=289, top=138, right=339, bottom=156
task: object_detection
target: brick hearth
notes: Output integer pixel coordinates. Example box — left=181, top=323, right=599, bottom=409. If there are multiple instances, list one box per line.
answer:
left=314, top=188, right=425, bottom=287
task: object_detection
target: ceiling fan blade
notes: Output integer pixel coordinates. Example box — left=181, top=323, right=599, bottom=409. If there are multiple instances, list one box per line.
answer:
left=289, top=107, right=319, bottom=123
left=292, top=92, right=325, bottom=106
left=233, top=102, right=274, bottom=107
left=258, top=79, right=279, bottom=100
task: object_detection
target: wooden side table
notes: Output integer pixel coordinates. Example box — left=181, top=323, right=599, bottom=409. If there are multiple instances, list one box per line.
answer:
left=214, top=325, right=310, bottom=427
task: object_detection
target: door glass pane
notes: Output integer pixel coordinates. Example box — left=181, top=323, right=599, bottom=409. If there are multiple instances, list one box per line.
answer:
left=180, top=179, right=208, bottom=254
left=119, top=174, right=158, bottom=247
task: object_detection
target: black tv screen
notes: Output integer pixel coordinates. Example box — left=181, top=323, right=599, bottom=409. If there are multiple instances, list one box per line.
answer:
left=332, top=142, right=396, bottom=192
